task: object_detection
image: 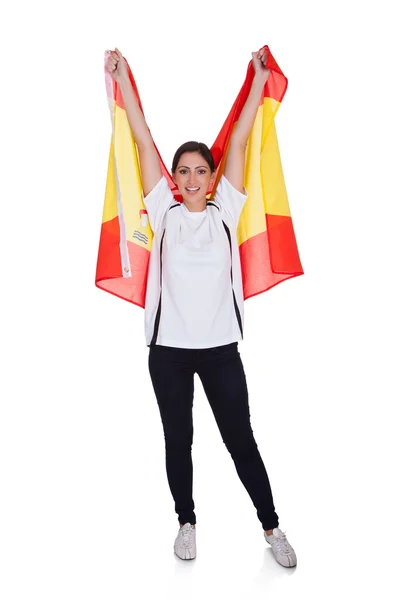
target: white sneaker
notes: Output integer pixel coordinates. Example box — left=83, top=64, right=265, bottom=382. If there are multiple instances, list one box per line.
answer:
left=174, top=523, right=196, bottom=560
left=264, top=527, right=297, bottom=567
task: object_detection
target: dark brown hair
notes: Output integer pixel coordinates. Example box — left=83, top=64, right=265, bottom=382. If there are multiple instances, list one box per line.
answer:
left=172, top=141, right=215, bottom=174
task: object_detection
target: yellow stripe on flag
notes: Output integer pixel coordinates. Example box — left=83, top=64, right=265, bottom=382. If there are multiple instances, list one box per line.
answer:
left=113, top=105, right=153, bottom=249
left=261, top=118, right=291, bottom=217
left=102, top=136, right=118, bottom=223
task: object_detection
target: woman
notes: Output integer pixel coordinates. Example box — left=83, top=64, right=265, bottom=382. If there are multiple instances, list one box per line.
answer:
left=106, top=47, right=297, bottom=567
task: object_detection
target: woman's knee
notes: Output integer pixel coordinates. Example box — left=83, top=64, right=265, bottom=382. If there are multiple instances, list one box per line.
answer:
left=224, top=434, right=259, bottom=461
left=164, top=431, right=193, bottom=453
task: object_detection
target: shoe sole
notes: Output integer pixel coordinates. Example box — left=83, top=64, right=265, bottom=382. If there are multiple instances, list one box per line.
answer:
left=174, top=550, right=196, bottom=560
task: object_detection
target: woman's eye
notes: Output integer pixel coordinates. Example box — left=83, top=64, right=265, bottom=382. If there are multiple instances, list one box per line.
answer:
left=178, top=169, right=206, bottom=175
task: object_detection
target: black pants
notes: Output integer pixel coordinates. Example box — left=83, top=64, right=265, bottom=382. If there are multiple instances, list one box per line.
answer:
left=148, top=342, right=279, bottom=531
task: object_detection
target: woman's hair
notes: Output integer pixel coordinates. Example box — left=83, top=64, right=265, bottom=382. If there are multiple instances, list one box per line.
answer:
left=172, top=141, right=215, bottom=174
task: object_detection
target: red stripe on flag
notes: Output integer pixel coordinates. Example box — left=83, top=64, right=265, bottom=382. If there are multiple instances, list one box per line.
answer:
left=95, top=219, right=151, bottom=307
left=95, top=216, right=121, bottom=280
left=266, top=214, right=304, bottom=274
left=239, top=218, right=303, bottom=300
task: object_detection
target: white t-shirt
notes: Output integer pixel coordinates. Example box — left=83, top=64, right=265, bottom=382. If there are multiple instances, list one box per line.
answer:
left=143, top=174, right=248, bottom=349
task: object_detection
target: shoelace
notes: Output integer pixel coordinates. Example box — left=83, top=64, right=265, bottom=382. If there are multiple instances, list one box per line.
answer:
left=271, top=531, right=292, bottom=555
left=179, top=525, right=195, bottom=548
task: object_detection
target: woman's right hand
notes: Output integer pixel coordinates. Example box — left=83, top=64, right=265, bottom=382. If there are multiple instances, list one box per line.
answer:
left=106, top=48, right=128, bottom=83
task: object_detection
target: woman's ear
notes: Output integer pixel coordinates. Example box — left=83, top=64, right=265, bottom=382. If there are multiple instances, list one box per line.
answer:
left=207, top=172, right=216, bottom=193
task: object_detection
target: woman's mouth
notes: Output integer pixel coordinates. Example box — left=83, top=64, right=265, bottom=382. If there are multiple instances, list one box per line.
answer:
left=185, top=187, right=200, bottom=195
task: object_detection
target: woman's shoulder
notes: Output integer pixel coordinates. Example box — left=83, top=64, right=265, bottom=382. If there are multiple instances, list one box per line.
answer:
left=210, top=174, right=248, bottom=227
left=215, top=174, right=247, bottom=199
left=143, top=176, right=180, bottom=233
left=143, top=175, right=170, bottom=200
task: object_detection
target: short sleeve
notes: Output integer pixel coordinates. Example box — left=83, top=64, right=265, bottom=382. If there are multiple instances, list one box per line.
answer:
left=212, top=175, right=248, bottom=227
left=143, top=176, right=176, bottom=233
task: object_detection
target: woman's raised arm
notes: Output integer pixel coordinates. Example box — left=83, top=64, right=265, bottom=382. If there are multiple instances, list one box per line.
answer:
left=106, top=48, right=162, bottom=196
left=224, top=48, right=271, bottom=193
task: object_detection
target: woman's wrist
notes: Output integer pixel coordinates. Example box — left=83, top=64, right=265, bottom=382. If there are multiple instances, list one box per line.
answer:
left=115, top=71, right=130, bottom=86
left=254, top=69, right=270, bottom=85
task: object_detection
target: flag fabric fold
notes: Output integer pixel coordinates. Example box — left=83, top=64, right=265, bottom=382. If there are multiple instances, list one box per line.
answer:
left=95, top=46, right=303, bottom=307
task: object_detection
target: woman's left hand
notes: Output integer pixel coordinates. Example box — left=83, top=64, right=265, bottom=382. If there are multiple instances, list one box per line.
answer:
left=252, top=48, right=271, bottom=80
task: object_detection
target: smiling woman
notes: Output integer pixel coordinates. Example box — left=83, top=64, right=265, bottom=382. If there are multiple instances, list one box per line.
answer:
left=100, top=46, right=300, bottom=567
left=171, top=141, right=215, bottom=211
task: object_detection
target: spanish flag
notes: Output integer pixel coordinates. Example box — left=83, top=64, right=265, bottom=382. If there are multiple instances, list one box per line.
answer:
left=95, top=46, right=303, bottom=307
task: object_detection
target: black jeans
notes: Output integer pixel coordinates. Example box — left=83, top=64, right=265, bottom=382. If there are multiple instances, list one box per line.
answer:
left=148, top=342, right=279, bottom=531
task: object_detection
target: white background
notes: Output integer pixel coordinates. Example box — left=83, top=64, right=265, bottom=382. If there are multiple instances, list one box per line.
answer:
left=1, top=1, right=399, bottom=598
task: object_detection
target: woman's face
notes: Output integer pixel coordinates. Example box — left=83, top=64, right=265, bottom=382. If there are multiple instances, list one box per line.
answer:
left=173, top=152, right=215, bottom=206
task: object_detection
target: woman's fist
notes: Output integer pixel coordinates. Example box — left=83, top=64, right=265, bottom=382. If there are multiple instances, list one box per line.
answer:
left=106, top=48, right=128, bottom=83
left=251, top=48, right=270, bottom=80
